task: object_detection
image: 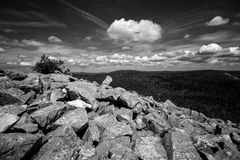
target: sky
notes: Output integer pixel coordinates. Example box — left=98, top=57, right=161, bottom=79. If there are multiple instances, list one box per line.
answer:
left=0, top=0, right=240, bottom=72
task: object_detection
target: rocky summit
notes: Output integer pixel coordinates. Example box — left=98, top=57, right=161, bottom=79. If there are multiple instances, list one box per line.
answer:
left=0, top=70, right=240, bottom=160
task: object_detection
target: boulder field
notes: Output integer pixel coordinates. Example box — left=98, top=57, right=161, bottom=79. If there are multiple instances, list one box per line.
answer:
left=0, top=70, right=240, bottom=160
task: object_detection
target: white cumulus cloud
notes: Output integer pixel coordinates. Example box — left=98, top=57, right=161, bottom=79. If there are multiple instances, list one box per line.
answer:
left=22, top=39, right=44, bottom=46
left=206, top=16, right=229, bottom=26
left=107, top=18, right=162, bottom=42
left=199, top=43, right=222, bottom=53
left=48, top=36, right=62, bottom=43
left=229, top=47, right=240, bottom=55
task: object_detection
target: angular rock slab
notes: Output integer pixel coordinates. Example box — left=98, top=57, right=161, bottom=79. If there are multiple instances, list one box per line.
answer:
left=102, top=121, right=133, bottom=140
left=163, top=128, right=202, bottom=160
left=95, top=136, right=137, bottom=160
left=34, top=125, right=82, bottom=160
left=101, top=75, right=112, bottom=86
left=50, top=88, right=66, bottom=102
left=143, top=112, right=170, bottom=135
left=93, top=113, right=118, bottom=128
left=0, top=104, right=27, bottom=115
left=93, top=113, right=133, bottom=140
left=0, top=88, right=25, bottom=105
left=119, top=91, right=146, bottom=109
left=14, top=74, right=49, bottom=94
left=30, top=103, right=72, bottom=128
left=0, top=76, right=15, bottom=89
left=0, top=133, right=43, bottom=160
left=114, top=107, right=133, bottom=121
left=83, top=121, right=100, bottom=142
left=0, top=112, right=19, bottom=132
left=54, top=108, right=88, bottom=132
left=11, top=113, right=38, bottom=133
left=194, top=134, right=240, bottom=160
left=5, top=70, right=28, bottom=81
left=97, top=87, right=126, bottom=101
left=97, top=104, right=115, bottom=115
left=49, top=73, right=76, bottom=83
left=67, top=81, right=98, bottom=104
left=134, top=133, right=168, bottom=160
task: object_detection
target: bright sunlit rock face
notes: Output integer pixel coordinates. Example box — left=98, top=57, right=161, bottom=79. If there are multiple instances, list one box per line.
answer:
left=107, top=18, right=162, bottom=42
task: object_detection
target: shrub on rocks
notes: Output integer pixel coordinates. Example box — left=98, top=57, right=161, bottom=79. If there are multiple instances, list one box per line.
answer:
left=32, top=54, right=70, bottom=74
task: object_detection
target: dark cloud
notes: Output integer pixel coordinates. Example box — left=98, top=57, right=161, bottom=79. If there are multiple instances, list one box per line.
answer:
left=177, top=54, right=212, bottom=63
left=0, top=10, right=66, bottom=27
left=217, top=53, right=240, bottom=58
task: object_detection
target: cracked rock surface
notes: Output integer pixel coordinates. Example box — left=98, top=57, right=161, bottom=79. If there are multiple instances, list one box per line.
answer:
left=0, top=70, right=240, bottom=160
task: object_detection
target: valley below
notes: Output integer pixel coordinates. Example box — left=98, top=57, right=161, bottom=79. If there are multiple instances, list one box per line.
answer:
left=73, top=70, right=240, bottom=123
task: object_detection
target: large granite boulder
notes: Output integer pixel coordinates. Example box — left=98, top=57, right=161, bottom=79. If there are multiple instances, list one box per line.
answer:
left=30, top=102, right=73, bottom=128
left=11, top=112, right=39, bottom=133
left=102, top=121, right=133, bottom=140
left=28, top=91, right=52, bottom=110
left=0, top=104, right=27, bottom=115
left=14, top=73, right=50, bottom=94
left=0, top=88, right=25, bottom=105
left=67, top=81, right=98, bottom=104
left=113, top=107, right=133, bottom=121
left=93, top=113, right=118, bottom=128
left=119, top=91, right=146, bottom=109
left=0, top=133, right=43, bottom=160
left=54, top=108, right=88, bottom=132
left=0, top=112, right=19, bottom=132
left=33, top=125, right=82, bottom=160
left=5, top=70, right=28, bottom=81
left=48, top=73, right=77, bottom=83
left=94, top=136, right=137, bottom=160
left=50, top=88, right=67, bottom=102
left=134, top=132, right=168, bottom=160
left=163, top=128, right=202, bottom=160
left=193, top=134, right=240, bottom=160
left=143, top=112, right=170, bottom=136
left=97, top=87, right=126, bottom=101
left=0, top=76, right=15, bottom=89
left=83, top=121, right=100, bottom=143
